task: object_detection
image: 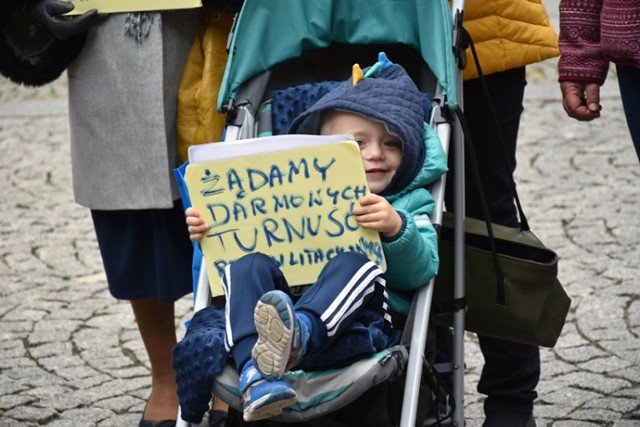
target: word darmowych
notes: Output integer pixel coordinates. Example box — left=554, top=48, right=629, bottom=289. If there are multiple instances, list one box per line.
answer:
left=201, top=157, right=368, bottom=246
left=197, top=156, right=383, bottom=273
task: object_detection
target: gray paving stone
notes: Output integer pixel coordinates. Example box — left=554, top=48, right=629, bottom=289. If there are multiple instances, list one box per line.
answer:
left=568, top=407, right=627, bottom=423
left=584, top=397, right=640, bottom=414
left=577, top=355, right=634, bottom=374
left=53, top=407, right=117, bottom=425
left=96, top=414, right=143, bottom=426
left=553, top=422, right=601, bottom=427
left=0, top=394, right=38, bottom=411
left=612, top=421, right=640, bottom=427
left=542, top=388, right=602, bottom=407
left=553, top=344, right=610, bottom=364
left=3, top=405, right=59, bottom=423
left=534, top=404, right=575, bottom=420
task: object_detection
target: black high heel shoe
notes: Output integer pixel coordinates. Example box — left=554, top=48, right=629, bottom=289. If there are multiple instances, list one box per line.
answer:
left=138, top=419, right=176, bottom=427
left=138, top=399, right=177, bottom=427
left=208, top=409, right=228, bottom=427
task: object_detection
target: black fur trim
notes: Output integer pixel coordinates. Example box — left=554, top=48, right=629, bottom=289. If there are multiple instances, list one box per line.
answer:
left=0, top=32, right=86, bottom=86
left=0, top=0, right=20, bottom=19
left=0, top=0, right=86, bottom=86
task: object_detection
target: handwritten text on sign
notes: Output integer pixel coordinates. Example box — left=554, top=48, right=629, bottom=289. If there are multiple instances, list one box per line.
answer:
left=185, top=140, right=385, bottom=296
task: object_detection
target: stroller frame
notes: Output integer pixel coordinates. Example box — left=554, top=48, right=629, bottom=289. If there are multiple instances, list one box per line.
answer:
left=178, top=0, right=468, bottom=426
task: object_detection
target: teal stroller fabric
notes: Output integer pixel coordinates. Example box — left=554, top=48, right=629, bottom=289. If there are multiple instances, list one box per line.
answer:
left=217, top=0, right=457, bottom=112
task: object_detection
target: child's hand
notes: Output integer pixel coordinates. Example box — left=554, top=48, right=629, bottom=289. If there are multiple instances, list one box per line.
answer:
left=352, top=194, right=402, bottom=238
left=185, top=207, right=210, bottom=242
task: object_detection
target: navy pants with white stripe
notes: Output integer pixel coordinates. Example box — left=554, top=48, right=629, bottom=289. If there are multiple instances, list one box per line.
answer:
left=221, top=251, right=390, bottom=372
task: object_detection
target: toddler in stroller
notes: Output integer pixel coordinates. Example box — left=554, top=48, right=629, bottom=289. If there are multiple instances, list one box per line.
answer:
left=183, top=53, right=445, bottom=422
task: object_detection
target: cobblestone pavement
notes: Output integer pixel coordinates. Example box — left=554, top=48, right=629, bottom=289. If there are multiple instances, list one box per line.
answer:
left=1, top=5, right=639, bottom=427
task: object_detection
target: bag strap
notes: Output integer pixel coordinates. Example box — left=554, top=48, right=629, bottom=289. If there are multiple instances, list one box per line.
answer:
left=462, top=28, right=530, bottom=231
left=453, top=105, right=506, bottom=305
left=451, top=28, right=531, bottom=305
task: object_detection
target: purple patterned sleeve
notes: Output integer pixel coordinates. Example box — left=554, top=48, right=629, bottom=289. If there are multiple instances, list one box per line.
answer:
left=558, top=0, right=609, bottom=85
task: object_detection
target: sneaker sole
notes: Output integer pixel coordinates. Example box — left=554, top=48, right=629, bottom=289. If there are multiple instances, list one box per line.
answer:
left=252, top=292, right=294, bottom=380
left=243, top=388, right=298, bottom=422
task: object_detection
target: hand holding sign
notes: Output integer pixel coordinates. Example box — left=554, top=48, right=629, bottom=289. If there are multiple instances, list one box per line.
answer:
left=185, top=135, right=386, bottom=296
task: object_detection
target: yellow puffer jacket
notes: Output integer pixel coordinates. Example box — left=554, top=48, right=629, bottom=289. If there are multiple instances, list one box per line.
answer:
left=177, top=12, right=235, bottom=164
left=462, top=0, right=559, bottom=80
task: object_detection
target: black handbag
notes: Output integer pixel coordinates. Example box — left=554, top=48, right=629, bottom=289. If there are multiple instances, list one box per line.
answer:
left=0, top=2, right=88, bottom=87
left=433, top=211, right=571, bottom=348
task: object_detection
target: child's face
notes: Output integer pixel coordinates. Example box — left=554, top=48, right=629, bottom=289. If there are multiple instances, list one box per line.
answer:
left=320, top=111, right=402, bottom=194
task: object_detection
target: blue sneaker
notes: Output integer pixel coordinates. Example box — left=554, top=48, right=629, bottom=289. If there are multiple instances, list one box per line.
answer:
left=252, top=290, right=310, bottom=380
left=239, top=361, right=298, bottom=422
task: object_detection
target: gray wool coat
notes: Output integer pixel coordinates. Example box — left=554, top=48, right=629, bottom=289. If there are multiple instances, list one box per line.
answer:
left=67, top=9, right=204, bottom=210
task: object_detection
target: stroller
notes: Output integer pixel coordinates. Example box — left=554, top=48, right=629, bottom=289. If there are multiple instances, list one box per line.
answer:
left=175, top=0, right=468, bottom=425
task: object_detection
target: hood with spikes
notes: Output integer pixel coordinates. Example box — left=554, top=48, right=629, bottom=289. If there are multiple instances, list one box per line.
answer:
left=289, top=53, right=426, bottom=197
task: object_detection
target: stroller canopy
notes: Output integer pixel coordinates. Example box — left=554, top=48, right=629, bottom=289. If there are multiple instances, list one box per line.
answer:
left=217, top=0, right=458, bottom=112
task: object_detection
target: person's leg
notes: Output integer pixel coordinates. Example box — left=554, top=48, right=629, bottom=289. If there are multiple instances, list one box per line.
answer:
left=221, top=253, right=299, bottom=421
left=616, top=64, right=640, bottom=161
left=207, top=398, right=229, bottom=427
left=477, top=336, right=540, bottom=423
left=131, top=298, right=181, bottom=422
left=454, top=67, right=540, bottom=425
left=221, top=252, right=290, bottom=372
left=252, top=251, right=389, bottom=379
left=457, top=68, right=523, bottom=227
left=91, top=202, right=194, bottom=423
left=293, top=252, right=388, bottom=354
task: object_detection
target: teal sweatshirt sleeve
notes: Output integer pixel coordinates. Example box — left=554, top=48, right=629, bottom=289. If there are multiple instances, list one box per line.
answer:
left=382, top=187, right=440, bottom=313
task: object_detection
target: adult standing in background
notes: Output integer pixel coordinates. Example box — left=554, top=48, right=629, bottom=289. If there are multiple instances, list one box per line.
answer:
left=558, top=0, right=640, bottom=161
left=444, top=1, right=559, bottom=426
left=0, top=1, right=240, bottom=425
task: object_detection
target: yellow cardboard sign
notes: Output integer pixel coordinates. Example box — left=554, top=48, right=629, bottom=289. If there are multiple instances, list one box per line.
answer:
left=185, top=136, right=386, bottom=296
left=65, top=0, right=202, bottom=15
